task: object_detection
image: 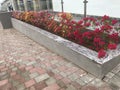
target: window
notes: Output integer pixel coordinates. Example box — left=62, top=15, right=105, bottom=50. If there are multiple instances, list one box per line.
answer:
left=27, top=0, right=34, bottom=11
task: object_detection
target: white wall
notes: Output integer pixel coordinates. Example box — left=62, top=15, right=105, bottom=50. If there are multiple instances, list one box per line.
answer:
left=52, top=0, right=120, bottom=18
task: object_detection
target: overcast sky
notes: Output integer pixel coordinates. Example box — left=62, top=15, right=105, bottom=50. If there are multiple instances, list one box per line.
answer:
left=0, top=0, right=4, bottom=4
left=0, top=0, right=4, bottom=8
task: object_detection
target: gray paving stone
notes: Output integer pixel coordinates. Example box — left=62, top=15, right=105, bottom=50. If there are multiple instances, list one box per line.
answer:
left=26, top=61, right=36, bottom=66
left=45, top=77, right=56, bottom=85
left=65, top=63, right=74, bottom=67
left=109, top=75, right=120, bottom=88
left=40, top=64, right=46, bottom=69
left=52, top=69, right=60, bottom=74
left=60, top=72, right=67, bottom=77
left=0, top=60, right=5, bottom=64
left=57, top=81, right=67, bottom=88
left=16, top=84, right=25, bottom=90
left=80, top=74, right=94, bottom=84
left=90, top=78, right=105, bottom=87
left=0, top=71, right=7, bottom=77
left=105, top=72, right=115, bottom=79
left=12, top=80, right=20, bottom=87
left=29, top=72, right=39, bottom=79
left=66, top=85, right=77, bottom=90
left=16, top=59, right=22, bottom=63
left=1, top=74, right=9, bottom=80
left=6, top=64, right=10, bottom=67
left=12, top=67, right=18, bottom=71
left=25, top=77, right=30, bottom=81
left=117, top=71, right=120, bottom=77
left=68, top=73, right=79, bottom=81
left=16, top=70, right=22, bottom=75
left=111, top=65, right=120, bottom=74
left=109, top=83, right=120, bottom=90
left=103, top=77, right=110, bottom=82
left=21, top=72, right=29, bottom=77
left=76, top=79, right=86, bottom=86
left=35, top=73, right=50, bottom=83
left=9, top=65, right=15, bottom=69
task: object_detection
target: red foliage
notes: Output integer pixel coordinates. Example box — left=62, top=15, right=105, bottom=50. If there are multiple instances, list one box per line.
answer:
left=109, top=33, right=119, bottom=43
left=82, top=31, right=93, bottom=40
left=93, top=37, right=105, bottom=51
left=112, top=19, right=118, bottom=25
left=98, top=49, right=106, bottom=58
left=102, top=15, right=110, bottom=21
left=108, top=43, right=117, bottom=50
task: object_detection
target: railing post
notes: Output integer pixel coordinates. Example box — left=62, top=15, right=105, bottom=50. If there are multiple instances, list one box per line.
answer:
left=61, top=0, right=64, bottom=12
left=83, top=0, right=88, bottom=18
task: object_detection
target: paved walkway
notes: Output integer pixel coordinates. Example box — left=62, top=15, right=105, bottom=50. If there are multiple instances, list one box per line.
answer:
left=0, top=24, right=120, bottom=90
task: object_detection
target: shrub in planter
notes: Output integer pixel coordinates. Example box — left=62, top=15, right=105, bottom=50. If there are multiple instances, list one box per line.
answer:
left=12, top=11, right=21, bottom=20
left=12, top=11, right=120, bottom=58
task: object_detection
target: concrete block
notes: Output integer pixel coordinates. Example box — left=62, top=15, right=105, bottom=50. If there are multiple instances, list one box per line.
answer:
left=0, top=12, right=12, bottom=29
left=11, top=18, right=120, bottom=79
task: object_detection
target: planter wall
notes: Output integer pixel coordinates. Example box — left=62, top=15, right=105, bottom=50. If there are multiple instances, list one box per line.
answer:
left=11, top=18, right=120, bottom=79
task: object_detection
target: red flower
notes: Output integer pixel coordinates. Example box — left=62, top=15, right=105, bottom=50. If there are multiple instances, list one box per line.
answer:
left=98, top=49, right=106, bottom=58
left=94, top=28, right=102, bottom=34
left=82, top=31, right=93, bottom=40
left=108, top=43, right=117, bottom=50
left=94, top=37, right=101, bottom=43
left=68, top=26, right=72, bottom=30
left=102, top=15, right=110, bottom=21
left=67, top=32, right=72, bottom=38
left=78, top=20, right=83, bottom=25
left=109, top=33, right=119, bottom=43
left=112, top=19, right=118, bottom=25
left=100, top=25, right=113, bottom=33
left=94, top=37, right=105, bottom=46
left=83, top=17, right=89, bottom=21
left=85, top=22, right=91, bottom=27
left=61, top=13, right=66, bottom=18
left=89, top=17, right=95, bottom=21
left=93, top=37, right=105, bottom=51
left=71, top=20, right=77, bottom=24
left=95, top=22, right=100, bottom=26
left=73, top=30, right=82, bottom=40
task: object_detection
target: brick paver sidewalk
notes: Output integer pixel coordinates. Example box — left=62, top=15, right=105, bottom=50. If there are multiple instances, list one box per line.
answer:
left=0, top=24, right=120, bottom=90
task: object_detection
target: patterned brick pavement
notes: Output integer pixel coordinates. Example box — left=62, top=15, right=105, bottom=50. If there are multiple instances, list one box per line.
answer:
left=0, top=24, right=120, bottom=90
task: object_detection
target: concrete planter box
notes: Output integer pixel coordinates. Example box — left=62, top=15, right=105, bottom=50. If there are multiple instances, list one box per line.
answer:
left=0, top=12, right=12, bottom=29
left=11, top=18, right=120, bottom=79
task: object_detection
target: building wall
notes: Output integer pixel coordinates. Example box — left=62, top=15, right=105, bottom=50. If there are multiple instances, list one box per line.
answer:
left=52, top=0, right=120, bottom=18
left=1, top=0, right=11, bottom=11
left=1, top=0, right=53, bottom=11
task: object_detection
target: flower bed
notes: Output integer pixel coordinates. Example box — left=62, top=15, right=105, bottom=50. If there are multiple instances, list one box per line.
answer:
left=11, top=11, right=120, bottom=78
left=12, top=11, right=120, bottom=58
